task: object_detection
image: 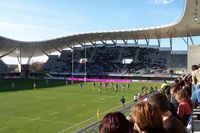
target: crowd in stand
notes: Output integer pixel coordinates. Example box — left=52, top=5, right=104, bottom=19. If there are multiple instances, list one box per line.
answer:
left=98, top=64, right=200, bottom=133
left=41, top=46, right=186, bottom=75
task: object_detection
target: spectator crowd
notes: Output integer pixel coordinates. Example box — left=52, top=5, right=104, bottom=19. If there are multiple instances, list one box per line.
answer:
left=98, top=64, right=200, bottom=133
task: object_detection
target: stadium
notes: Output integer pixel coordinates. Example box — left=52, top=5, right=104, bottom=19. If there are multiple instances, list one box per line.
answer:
left=0, top=0, right=200, bottom=133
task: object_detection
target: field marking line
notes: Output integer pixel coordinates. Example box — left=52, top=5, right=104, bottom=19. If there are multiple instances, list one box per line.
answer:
left=65, top=107, right=73, bottom=111
left=31, top=118, right=69, bottom=125
left=0, top=114, right=30, bottom=120
left=57, top=99, right=133, bottom=133
left=29, top=117, right=40, bottom=121
left=0, top=114, right=68, bottom=125
left=0, top=127, right=7, bottom=130
left=49, top=112, right=58, bottom=115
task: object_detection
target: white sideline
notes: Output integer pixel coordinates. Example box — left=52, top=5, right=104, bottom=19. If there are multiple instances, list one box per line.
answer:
left=49, top=112, right=58, bottom=115
left=0, top=127, right=7, bottom=130
left=57, top=99, right=133, bottom=133
left=0, top=114, right=68, bottom=125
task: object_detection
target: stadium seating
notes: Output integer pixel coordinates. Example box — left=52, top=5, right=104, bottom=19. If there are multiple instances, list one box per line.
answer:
left=41, top=46, right=187, bottom=75
left=0, top=59, right=8, bottom=73
left=42, top=55, right=59, bottom=72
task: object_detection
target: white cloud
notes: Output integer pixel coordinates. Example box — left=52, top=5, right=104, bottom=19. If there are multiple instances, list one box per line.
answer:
left=149, top=0, right=174, bottom=4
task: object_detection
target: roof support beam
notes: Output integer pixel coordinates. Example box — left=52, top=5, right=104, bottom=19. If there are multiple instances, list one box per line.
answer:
left=154, top=31, right=161, bottom=47
left=27, top=45, right=37, bottom=65
left=17, top=56, right=21, bottom=66
left=108, top=34, right=117, bottom=45
left=0, top=47, right=17, bottom=58
left=181, top=37, right=189, bottom=46
left=89, top=40, right=96, bottom=45
left=188, top=30, right=194, bottom=45
left=133, top=38, right=138, bottom=45
left=52, top=44, right=62, bottom=53
left=87, top=37, right=96, bottom=45
left=97, top=35, right=106, bottom=45
left=38, top=46, right=49, bottom=57
left=74, top=38, right=84, bottom=47
left=169, top=36, right=173, bottom=51
left=17, top=47, right=22, bottom=70
left=120, top=34, right=127, bottom=44
left=99, top=39, right=107, bottom=45
left=62, top=40, right=73, bottom=49
left=131, top=33, right=138, bottom=45
left=157, top=38, right=161, bottom=47
left=111, top=39, right=117, bottom=45
left=141, top=31, right=149, bottom=45
left=167, top=28, right=177, bottom=50
left=19, top=46, right=22, bottom=64
left=71, top=45, right=74, bottom=84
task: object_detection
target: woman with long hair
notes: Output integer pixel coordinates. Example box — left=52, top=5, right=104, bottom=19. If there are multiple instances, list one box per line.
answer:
left=131, top=101, right=167, bottom=133
left=99, top=112, right=133, bottom=133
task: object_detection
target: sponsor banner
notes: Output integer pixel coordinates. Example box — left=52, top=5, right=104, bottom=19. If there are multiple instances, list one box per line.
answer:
left=67, top=77, right=132, bottom=83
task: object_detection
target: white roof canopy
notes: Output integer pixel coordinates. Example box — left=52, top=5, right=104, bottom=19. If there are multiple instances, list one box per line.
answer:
left=0, top=0, right=199, bottom=58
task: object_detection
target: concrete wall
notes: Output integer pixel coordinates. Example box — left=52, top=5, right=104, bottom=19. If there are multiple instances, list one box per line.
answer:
left=187, top=45, right=200, bottom=73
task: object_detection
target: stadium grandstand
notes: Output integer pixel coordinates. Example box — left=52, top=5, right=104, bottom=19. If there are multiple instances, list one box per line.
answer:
left=0, top=0, right=199, bottom=77
left=0, top=0, right=200, bottom=133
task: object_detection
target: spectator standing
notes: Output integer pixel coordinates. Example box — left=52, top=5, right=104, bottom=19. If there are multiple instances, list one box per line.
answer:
left=191, top=65, right=200, bottom=94
left=148, top=92, right=187, bottom=133
left=175, top=89, right=194, bottom=126
left=191, top=88, right=200, bottom=106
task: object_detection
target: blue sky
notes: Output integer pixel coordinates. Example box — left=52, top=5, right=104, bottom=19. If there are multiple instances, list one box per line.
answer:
left=0, top=0, right=184, bottom=41
left=0, top=0, right=186, bottom=64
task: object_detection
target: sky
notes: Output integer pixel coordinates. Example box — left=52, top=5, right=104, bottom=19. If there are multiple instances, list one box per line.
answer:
left=0, top=0, right=186, bottom=64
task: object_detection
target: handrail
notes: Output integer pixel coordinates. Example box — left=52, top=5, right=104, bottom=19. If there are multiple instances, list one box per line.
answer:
left=75, top=93, right=151, bottom=133
left=75, top=103, right=134, bottom=133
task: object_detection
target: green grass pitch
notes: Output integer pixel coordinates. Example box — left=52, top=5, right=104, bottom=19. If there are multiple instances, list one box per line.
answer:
left=0, top=79, right=161, bottom=133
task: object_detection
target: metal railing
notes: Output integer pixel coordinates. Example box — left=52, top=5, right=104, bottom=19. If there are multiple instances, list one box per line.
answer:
left=75, top=93, right=152, bottom=133
left=75, top=103, right=133, bottom=133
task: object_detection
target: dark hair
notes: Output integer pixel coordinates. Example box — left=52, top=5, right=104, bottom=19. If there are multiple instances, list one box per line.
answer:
left=170, top=83, right=181, bottom=95
left=161, top=85, right=170, bottom=95
left=177, top=80, right=185, bottom=88
left=191, top=65, right=199, bottom=71
left=148, top=92, right=169, bottom=112
left=99, top=112, right=132, bottom=133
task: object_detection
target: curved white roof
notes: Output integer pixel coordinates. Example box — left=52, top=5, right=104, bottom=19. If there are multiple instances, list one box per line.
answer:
left=0, top=0, right=199, bottom=58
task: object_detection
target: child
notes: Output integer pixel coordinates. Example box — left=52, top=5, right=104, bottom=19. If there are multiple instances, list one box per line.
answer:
left=175, top=89, right=194, bottom=126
